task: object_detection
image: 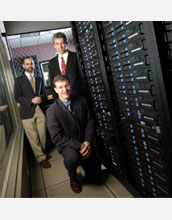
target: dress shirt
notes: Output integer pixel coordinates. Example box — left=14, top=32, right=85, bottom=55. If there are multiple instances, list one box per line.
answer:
left=25, top=71, right=35, bottom=83
left=60, top=99, right=71, bottom=108
left=58, top=50, right=69, bottom=73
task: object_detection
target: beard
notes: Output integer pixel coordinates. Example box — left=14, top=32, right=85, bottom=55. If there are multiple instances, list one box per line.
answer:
left=26, top=67, right=33, bottom=73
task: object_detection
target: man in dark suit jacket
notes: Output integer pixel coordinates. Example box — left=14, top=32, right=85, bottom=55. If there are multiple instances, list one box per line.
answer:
left=14, top=56, right=51, bottom=168
left=48, top=32, right=84, bottom=100
left=46, top=75, right=102, bottom=193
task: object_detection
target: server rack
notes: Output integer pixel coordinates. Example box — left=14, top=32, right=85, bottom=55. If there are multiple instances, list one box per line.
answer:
left=72, top=21, right=127, bottom=179
left=71, top=21, right=172, bottom=197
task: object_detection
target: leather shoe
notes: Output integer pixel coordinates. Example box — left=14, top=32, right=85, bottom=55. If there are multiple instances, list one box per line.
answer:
left=70, top=180, right=82, bottom=193
left=40, top=160, right=51, bottom=168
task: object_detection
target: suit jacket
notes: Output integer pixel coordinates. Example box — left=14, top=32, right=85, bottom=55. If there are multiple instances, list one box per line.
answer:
left=46, top=95, right=94, bottom=153
left=14, top=74, right=47, bottom=119
left=48, top=50, right=84, bottom=99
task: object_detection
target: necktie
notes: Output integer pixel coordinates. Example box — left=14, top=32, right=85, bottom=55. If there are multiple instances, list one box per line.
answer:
left=61, top=56, right=66, bottom=75
left=30, top=75, right=36, bottom=93
left=67, top=103, right=72, bottom=112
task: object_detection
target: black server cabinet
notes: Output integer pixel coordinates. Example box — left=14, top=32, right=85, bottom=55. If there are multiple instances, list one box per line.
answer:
left=72, top=21, right=172, bottom=198
left=97, top=21, right=172, bottom=197
left=71, top=21, right=127, bottom=179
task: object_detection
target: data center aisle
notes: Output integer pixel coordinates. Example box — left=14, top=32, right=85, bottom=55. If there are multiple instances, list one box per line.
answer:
left=30, top=146, right=133, bottom=198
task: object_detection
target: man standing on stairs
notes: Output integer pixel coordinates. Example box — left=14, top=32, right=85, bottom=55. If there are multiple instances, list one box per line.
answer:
left=14, top=56, right=51, bottom=168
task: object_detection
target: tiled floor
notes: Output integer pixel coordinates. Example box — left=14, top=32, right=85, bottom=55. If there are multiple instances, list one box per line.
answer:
left=30, top=146, right=134, bottom=198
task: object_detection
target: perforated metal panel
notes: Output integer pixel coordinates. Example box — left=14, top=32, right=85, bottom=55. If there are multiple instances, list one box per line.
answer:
left=72, top=21, right=172, bottom=198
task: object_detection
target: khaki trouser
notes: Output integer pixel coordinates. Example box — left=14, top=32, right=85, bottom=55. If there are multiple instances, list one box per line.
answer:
left=22, top=105, right=46, bottom=163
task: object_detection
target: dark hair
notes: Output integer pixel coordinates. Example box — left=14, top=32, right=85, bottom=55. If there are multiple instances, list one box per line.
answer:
left=52, top=32, right=67, bottom=44
left=23, top=56, right=34, bottom=64
left=53, top=75, right=70, bottom=88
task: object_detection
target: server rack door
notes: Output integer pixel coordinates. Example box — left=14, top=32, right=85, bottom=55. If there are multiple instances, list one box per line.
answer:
left=71, top=21, right=127, bottom=179
left=97, top=21, right=172, bottom=197
left=72, top=21, right=172, bottom=197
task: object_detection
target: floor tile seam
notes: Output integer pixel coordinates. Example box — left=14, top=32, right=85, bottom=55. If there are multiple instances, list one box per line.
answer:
left=49, top=156, right=63, bottom=162
left=31, top=187, right=45, bottom=194
left=104, top=183, right=117, bottom=198
left=45, top=179, right=70, bottom=191
left=104, top=182, right=133, bottom=198
left=40, top=166, right=48, bottom=198
left=31, top=188, right=46, bottom=196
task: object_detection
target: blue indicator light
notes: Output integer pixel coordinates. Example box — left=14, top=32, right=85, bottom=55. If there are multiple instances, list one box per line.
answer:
left=151, top=181, right=154, bottom=185
left=147, top=164, right=151, bottom=169
left=153, top=193, right=157, bottom=197
left=137, top=162, right=141, bottom=166
left=145, top=152, right=149, bottom=157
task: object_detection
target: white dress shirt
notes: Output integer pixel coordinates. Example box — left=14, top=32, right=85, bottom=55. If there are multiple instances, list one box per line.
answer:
left=25, top=71, right=35, bottom=83
left=58, top=50, right=69, bottom=73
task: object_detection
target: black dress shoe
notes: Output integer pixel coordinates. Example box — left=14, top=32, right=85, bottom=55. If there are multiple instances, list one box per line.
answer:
left=40, top=160, right=51, bottom=168
left=70, top=180, right=82, bottom=193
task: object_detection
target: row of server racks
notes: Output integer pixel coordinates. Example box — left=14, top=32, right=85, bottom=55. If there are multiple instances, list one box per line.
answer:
left=71, top=21, right=172, bottom=198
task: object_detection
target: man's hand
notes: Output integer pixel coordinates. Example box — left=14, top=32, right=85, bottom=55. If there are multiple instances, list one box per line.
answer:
left=31, top=97, right=42, bottom=104
left=80, top=141, right=91, bottom=159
